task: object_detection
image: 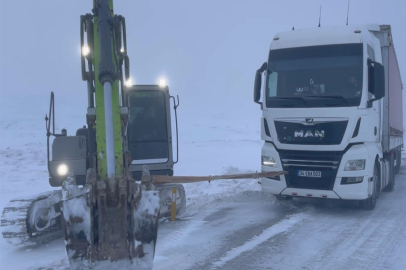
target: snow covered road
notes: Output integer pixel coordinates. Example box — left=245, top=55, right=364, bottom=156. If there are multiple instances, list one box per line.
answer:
left=1, top=95, right=405, bottom=270
left=1, top=162, right=405, bottom=270
left=153, top=162, right=406, bottom=270
left=154, top=191, right=299, bottom=270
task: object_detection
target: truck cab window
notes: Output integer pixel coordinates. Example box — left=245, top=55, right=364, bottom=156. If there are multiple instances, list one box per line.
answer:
left=266, top=44, right=363, bottom=108
left=367, top=44, right=375, bottom=61
left=267, top=71, right=278, bottom=97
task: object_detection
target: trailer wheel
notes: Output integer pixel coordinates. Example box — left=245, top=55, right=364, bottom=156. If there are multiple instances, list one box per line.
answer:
left=360, top=164, right=378, bottom=210
left=274, top=195, right=293, bottom=201
left=384, top=154, right=395, bottom=192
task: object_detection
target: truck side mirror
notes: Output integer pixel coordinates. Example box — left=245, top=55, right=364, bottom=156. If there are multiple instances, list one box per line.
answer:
left=368, top=60, right=385, bottom=99
left=373, top=62, right=385, bottom=99
left=254, top=62, right=268, bottom=104
left=367, top=60, right=385, bottom=108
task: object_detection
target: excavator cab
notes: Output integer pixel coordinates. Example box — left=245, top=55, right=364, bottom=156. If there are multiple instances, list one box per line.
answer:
left=125, top=85, right=179, bottom=180
left=46, top=85, right=179, bottom=186
left=45, top=92, right=89, bottom=187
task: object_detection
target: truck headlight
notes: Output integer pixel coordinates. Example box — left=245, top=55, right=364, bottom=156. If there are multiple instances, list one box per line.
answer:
left=57, top=164, right=68, bottom=176
left=262, top=156, right=277, bottom=167
left=344, top=159, right=365, bottom=171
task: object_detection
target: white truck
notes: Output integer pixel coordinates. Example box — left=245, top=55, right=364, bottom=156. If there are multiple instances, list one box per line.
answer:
left=254, top=24, right=403, bottom=210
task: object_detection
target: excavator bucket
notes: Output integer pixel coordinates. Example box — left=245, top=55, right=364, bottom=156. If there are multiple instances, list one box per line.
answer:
left=61, top=167, right=160, bottom=270
left=60, top=172, right=91, bottom=268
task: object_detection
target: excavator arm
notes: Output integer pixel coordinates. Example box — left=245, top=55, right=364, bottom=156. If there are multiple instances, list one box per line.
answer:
left=60, top=0, right=162, bottom=269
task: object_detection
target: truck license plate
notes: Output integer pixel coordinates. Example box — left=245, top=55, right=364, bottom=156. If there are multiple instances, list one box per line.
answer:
left=297, top=170, right=321, bottom=177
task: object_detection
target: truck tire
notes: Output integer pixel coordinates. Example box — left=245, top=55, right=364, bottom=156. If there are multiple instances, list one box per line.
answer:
left=394, top=149, right=401, bottom=175
left=274, top=194, right=293, bottom=201
left=360, top=164, right=378, bottom=210
left=384, top=154, right=395, bottom=192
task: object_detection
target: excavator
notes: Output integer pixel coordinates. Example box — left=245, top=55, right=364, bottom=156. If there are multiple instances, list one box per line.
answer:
left=1, top=1, right=285, bottom=269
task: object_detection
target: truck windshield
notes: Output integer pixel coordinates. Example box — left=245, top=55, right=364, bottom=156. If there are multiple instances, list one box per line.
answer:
left=266, top=44, right=363, bottom=108
left=127, top=90, right=169, bottom=163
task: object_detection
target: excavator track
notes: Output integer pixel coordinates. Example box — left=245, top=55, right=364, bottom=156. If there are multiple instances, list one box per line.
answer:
left=0, top=184, right=185, bottom=248
left=1, top=190, right=63, bottom=245
left=0, top=170, right=284, bottom=248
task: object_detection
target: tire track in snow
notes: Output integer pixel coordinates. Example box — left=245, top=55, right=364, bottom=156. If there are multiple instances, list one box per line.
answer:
left=154, top=195, right=295, bottom=270
left=239, top=165, right=406, bottom=270
left=157, top=220, right=207, bottom=251
left=299, top=170, right=406, bottom=270
left=211, top=213, right=307, bottom=269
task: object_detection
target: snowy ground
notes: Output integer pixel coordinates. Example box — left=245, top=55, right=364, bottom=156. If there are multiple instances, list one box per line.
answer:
left=0, top=93, right=405, bottom=270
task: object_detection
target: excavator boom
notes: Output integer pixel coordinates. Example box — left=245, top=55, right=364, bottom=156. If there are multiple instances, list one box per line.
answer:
left=60, top=0, right=161, bottom=268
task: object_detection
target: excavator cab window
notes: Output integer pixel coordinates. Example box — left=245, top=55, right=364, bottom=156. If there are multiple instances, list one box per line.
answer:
left=127, top=89, right=170, bottom=164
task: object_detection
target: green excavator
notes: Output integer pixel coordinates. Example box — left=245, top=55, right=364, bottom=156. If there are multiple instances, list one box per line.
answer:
left=1, top=1, right=285, bottom=269
left=2, top=0, right=184, bottom=268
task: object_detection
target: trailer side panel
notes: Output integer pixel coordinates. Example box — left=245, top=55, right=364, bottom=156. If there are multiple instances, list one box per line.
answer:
left=388, top=45, right=403, bottom=137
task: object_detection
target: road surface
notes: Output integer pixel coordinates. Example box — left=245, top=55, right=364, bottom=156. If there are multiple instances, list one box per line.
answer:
left=154, top=161, right=406, bottom=270
left=1, top=161, right=405, bottom=270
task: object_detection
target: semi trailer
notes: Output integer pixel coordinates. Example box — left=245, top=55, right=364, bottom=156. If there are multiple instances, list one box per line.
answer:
left=254, top=24, right=403, bottom=210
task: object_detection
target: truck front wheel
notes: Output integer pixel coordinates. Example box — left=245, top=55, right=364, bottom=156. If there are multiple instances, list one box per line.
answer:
left=384, top=154, right=395, bottom=192
left=359, top=164, right=379, bottom=210
left=394, top=149, right=401, bottom=175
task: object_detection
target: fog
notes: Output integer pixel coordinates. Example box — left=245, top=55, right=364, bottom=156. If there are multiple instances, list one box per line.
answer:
left=0, top=0, right=405, bottom=125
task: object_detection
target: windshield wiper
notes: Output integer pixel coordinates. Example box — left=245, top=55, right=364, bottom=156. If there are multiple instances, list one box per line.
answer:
left=269, top=97, right=309, bottom=107
left=305, top=95, right=349, bottom=106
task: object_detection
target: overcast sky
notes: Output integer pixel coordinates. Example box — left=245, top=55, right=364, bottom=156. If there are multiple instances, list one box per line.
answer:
left=0, top=0, right=405, bottom=121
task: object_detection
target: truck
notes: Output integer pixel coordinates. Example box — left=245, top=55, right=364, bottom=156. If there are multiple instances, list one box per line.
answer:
left=254, top=24, right=403, bottom=210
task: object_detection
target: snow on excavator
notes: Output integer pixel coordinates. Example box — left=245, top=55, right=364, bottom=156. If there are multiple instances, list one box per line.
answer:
left=1, top=1, right=285, bottom=269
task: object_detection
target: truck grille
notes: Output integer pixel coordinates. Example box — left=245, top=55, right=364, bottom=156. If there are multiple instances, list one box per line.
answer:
left=274, top=119, right=348, bottom=145
left=279, top=150, right=343, bottom=190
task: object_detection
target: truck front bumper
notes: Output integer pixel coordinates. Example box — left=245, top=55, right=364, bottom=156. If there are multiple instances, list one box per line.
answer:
left=260, top=143, right=374, bottom=200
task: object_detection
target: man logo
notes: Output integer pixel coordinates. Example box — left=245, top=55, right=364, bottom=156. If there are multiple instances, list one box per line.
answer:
left=294, top=130, right=325, bottom=138
left=305, top=118, right=314, bottom=124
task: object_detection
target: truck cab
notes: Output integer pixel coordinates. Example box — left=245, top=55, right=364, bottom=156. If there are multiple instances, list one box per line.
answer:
left=254, top=24, right=403, bottom=209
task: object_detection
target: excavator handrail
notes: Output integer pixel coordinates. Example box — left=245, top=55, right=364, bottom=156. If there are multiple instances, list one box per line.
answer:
left=45, top=91, right=64, bottom=179
left=170, top=95, right=180, bottom=164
